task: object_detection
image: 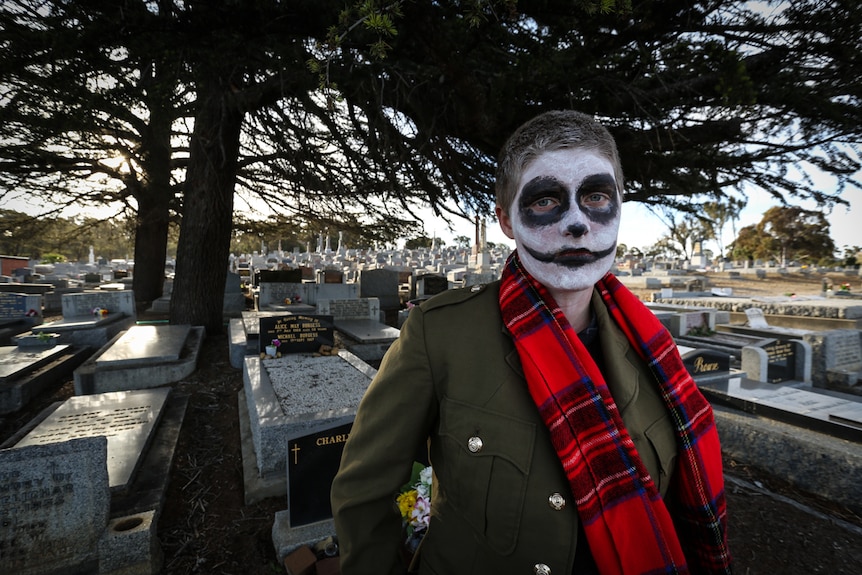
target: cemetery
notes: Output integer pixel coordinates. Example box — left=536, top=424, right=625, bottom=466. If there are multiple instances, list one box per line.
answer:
left=0, top=242, right=860, bottom=574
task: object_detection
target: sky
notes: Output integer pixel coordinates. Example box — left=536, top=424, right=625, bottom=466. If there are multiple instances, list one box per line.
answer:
left=5, top=179, right=860, bottom=258
left=430, top=184, right=862, bottom=257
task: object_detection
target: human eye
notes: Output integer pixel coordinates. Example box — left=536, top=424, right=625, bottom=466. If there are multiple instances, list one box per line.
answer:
left=519, top=176, right=566, bottom=214
left=581, top=191, right=611, bottom=208
left=577, top=175, right=616, bottom=210
left=530, top=196, right=560, bottom=212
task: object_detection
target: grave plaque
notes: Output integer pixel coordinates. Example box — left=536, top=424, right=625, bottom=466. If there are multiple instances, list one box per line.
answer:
left=13, top=388, right=170, bottom=491
left=259, top=315, right=334, bottom=354
left=287, top=421, right=352, bottom=527
left=682, top=349, right=730, bottom=379
left=0, top=292, right=28, bottom=317
left=0, top=436, right=110, bottom=575
left=763, top=339, right=797, bottom=383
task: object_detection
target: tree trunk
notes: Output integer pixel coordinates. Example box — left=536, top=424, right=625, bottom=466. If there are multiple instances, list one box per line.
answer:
left=132, top=63, right=176, bottom=307
left=170, top=86, right=243, bottom=334
left=131, top=195, right=170, bottom=304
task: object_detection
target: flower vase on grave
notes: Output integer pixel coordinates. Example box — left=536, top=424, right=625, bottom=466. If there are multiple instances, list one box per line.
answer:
left=265, top=338, right=281, bottom=358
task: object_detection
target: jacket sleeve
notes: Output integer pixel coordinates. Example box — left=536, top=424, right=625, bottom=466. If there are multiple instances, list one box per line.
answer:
left=331, top=305, right=438, bottom=575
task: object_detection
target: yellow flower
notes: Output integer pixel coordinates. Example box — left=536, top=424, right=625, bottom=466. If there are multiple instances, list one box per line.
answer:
left=397, top=490, right=418, bottom=519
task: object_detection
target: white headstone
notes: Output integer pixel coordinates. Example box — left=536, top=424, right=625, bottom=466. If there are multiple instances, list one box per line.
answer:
left=745, top=307, right=769, bottom=329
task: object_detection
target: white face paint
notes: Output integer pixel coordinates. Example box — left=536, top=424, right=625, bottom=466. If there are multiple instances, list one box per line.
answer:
left=500, top=148, right=621, bottom=293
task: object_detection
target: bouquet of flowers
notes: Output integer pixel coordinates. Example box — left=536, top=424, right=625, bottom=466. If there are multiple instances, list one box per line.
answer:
left=396, top=462, right=432, bottom=552
left=271, top=338, right=281, bottom=348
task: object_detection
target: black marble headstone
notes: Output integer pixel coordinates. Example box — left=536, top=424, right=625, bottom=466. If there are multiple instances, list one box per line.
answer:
left=287, top=421, right=352, bottom=527
left=258, top=314, right=334, bottom=354
left=761, top=339, right=797, bottom=383
left=682, top=348, right=731, bottom=380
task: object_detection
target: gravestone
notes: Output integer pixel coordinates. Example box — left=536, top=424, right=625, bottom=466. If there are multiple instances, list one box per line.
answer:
left=258, top=315, right=335, bottom=354
left=680, top=348, right=731, bottom=381
left=663, top=307, right=715, bottom=337
left=0, top=436, right=110, bottom=575
left=745, top=307, right=769, bottom=329
left=38, top=290, right=136, bottom=349
left=360, top=269, right=400, bottom=310
left=0, top=292, right=43, bottom=345
left=12, top=388, right=171, bottom=492
left=416, top=274, right=448, bottom=298
left=804, top=329, right=862, bottom=391
left=319, top=269, right=344, bottom=284
left=316, top=298, right=378, bottom=320
left=742, top=338, right=809, bottom=383
left=286, top=421, right=352, bottom=527
left=0, top=291, right=42, bottom=321
left=60, top=290, right=136, bottom=319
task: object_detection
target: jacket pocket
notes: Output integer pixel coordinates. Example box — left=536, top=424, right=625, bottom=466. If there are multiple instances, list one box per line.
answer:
left=438, top=397, right=535, bottom=555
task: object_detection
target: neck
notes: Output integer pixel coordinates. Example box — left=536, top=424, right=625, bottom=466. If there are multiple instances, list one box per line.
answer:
left=547, top=286, right=593, bottom=332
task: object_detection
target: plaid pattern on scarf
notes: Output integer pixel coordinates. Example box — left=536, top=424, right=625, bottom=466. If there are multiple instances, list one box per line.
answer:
left=499, top=252, right=731, bottom=575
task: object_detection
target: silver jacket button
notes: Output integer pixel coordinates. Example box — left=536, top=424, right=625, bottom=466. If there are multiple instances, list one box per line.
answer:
left=467, top=436, right=483, bottom=453
left=534, top=564, right=551, bottom=575
left=548, top=492, right=566, bottom=511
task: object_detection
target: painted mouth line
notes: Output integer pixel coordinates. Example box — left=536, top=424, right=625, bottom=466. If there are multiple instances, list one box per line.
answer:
left=552, top=250, right=598, bottom=265
left=524, top=244, right=615, bottom=265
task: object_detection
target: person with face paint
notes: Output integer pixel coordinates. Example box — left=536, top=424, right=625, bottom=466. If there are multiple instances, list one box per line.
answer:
left=331, top=110, right=732, bottom=575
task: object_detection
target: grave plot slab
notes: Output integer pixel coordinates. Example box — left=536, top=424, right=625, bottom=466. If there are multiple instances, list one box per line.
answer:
left=73, top=324, right=205, bottom=395
left=10, top=388, right=171, bottom=493
left=242, top=350, right=374, bottom=480
left=699, top=376, right=862, bottom=442
left=333, top=319, right=400, bottom=344
left=0, top=344, right=91, bottom=415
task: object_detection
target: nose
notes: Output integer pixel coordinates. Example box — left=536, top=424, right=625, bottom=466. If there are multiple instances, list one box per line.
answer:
left=566, top=222, right=588, bottom=237
left=561, top=206, right=588, bottom=238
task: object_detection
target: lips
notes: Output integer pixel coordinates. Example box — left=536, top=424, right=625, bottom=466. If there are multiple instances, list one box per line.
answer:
left=552, top=249, right=600, bottom=265
left=525, top=244, right=616, bottom=266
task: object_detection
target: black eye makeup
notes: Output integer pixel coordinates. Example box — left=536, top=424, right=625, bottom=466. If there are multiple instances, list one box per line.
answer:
left=517, top=173, right=618, bottom=228
left=518, top=176, right=570, bottom=227
left=577, top=174, right=618, bottom=224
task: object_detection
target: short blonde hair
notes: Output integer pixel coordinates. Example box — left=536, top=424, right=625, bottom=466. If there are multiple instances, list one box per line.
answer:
left=495, top=110, right=624, bottom=214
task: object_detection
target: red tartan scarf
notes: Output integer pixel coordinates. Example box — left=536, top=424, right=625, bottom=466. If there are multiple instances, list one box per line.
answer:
left=499, top=252, right=731, bottom=575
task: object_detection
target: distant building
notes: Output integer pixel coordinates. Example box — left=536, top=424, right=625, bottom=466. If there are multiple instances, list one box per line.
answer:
left=0, top=255, right=29, bottom=277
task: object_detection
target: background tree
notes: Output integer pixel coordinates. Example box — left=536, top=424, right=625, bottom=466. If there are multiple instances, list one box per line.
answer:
left=730, top=206, right=835, bottom=265
left=758, top=206, right=836, bottom=266
left=2, top=0, right=860, bottom=331
left=404, top=235, right=434, bottom=250
left=0, top=1, right=188, bottom=303
left=702, top=198, right=747, bottom=259
left=730, top=224, right=775, bottom=263
left=452, top=236, right=472, bottom=250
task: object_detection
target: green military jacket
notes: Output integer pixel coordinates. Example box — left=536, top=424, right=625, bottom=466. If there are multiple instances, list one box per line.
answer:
left=331, top=281, right=679, bottom=575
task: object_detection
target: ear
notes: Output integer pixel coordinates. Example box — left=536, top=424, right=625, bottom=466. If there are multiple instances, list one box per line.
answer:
left=495, top=205, right=515, bottom=239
